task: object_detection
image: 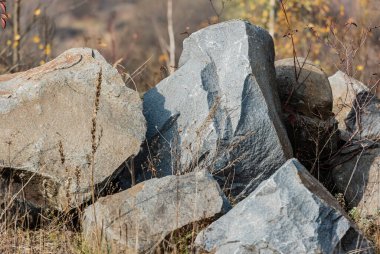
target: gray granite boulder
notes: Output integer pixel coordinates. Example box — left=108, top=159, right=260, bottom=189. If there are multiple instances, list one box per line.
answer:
left=82, top=171, right=230, bottom=254
left=143, top=20, right=292, bottom=200
left=0, top=48, right=146, bottom=213
left=195, top=159, right=374, bottom=254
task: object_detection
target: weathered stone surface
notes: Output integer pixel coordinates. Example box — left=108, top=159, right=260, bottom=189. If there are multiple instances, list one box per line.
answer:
left=345, top=91, right=380, bottom=141
left=333, top=147, right=380, bottom=218
left=275, top=57, right=333, bottom=120
left=143, top=20, right=292, bottom=200
left=0, top=48, right=146, bottom=212
left=329, top=71, right=368, bottom=130
left=195, top=159, right=374, bottom=254
left=82, top=171, right=230, bottom=254
left=283, top=114, right=339, bottom=172
left=276, top=58, right=338, bottom=171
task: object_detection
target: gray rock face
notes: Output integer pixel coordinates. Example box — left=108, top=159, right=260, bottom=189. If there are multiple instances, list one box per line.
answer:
left=82, top=171, right=230, bottom=254
left=0, top=48, right=146, bottom=212
left=329, top=71, right=368, bottom=131
left=333, top=147, right=380, bottom=218
left=345, top=91, right=380, bottom=141
left=143, top=20, right=292, bottom=199
left=195, top=159, right=374, bottom=254
left=282, top=113, right=338, bottom=172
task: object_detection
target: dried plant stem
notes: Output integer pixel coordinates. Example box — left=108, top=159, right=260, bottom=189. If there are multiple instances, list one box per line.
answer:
left=12, top=0, right=21, bottom=71
left=167, top=0, right=175, bottom=74
left=279, top=1, right=301, bottom=80
left=90, top=67, right=103, bottom=250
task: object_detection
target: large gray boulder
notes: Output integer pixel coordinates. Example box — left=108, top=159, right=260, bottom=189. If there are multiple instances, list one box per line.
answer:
left=333, top=147, right=380, bottom=218
left=0, top=48, right=146, bottom=213
left=195, top=159, right=374, bottom=254
left=143, top=20, right=292, bottom=200
left=82, top=171, right=230, bottom=254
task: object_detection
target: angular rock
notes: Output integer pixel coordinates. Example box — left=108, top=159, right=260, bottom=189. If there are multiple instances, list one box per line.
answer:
left=275, top=57, right=333, bottom=120
left=345, top=91, right=380, bottom=141
left=195, top=159, right=374, bottom=254
left=143, top=20, right=292, bottom=199
left=0, top=48, right=146, bottom=212
left=333, top=147, right=380, bottom=218
left=329, top=70, right=368, bottom=130
left=82, top=171, right=230, bottom=254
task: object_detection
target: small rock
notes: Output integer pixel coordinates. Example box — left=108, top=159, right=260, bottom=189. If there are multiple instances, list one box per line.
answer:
left=195, top=159, right=374, bottom=254
left=82, top=171, right=230, bottom=254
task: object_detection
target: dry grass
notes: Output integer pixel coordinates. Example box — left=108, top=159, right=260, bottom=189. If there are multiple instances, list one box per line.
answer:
left=0, top=227, right=83, bottom=254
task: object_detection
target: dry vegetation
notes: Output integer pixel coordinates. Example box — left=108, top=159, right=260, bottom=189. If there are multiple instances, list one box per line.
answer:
left=0, top=0, right=379, bottom=253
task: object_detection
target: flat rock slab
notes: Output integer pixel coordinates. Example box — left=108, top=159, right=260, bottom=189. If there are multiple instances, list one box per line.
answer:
left=82, top=171, right=230, bottom=254
left=143, top=20, right=292, bottom=200
left=195, top=159, right=374, bottom=254
left=0, top=48, right=146, bottom=212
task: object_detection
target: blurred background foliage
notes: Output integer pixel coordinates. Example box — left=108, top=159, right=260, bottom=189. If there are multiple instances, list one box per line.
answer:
left=226, top=0, right=379, bottom=87
left=0, top=0, right=378, bottom=92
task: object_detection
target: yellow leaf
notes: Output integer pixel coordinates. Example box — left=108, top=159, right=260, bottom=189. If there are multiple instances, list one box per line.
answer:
left=356, top=65, right=364, bottom=71
left=14, top=34, right=21, bottom=41
left=45, top=44, right=51, bottom=56
left=34, top=8, right=41, bottom=16
left=158, top=53, right=169, bottom=64
left=339, top=4, right=345, bottom=16
left=32, top=35, right=40, bottom=44
left=262, top=10, right=269, bottom=19
left=98, top=42, right=108, bottom=48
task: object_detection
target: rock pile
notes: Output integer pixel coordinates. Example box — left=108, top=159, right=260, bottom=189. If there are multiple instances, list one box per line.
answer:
left=0, top=20, right=377, bottom=253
